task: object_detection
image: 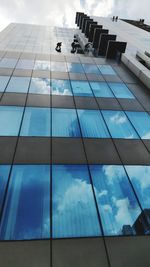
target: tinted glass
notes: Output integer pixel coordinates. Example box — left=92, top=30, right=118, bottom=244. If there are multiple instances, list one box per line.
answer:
left=51, top=79, right=72, bottom=95
left=29, top=78, right=50, bottom=94
left=90, top=81, right=114, bottom=98
left=77, top=109, right=110, bottom=138
left=20, top=107, right=50, bottom=136
left=34, top=60, right=50, bottom=70
left=52, top=108, right=81, bottom=137
left=6, top=76, right=30, bottom=93
left=0, top=165, right=11, bottom=211
left=71, top=80, right=93, bottom=97
left=52, top=165, right=101, bottom=238
left=0, top=106, right=23, bottom=136
left=98, top=65, right=116, bottom=75
left=108, top=83, right=134, bottom=99
left=51, top=61, right=67, bottom=72
left=82, top=64, right=100, bottom=74
left=0, top=165, right=50, bottom=240
left=0, top=76, right=10, bottom=92
left=67, top=63, right=84, bottom=73
left=90, top=165, right=141, bottom=236
left=16, top=59, right=34, bottom=70
left=126, top=111, right=150, bottom=139
left=0, top=58, right=17, bottom=68
left=125, top=166, right=150, bottom=209
left=102, top=110, right=139, bottom=139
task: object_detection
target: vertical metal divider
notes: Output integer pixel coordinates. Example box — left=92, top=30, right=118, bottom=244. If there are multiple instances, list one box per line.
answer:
left=67, top=58, right=111, bottom=267
left=50, top=53, right=53, bottom=267
left=0, top=51, right=35, bottom=236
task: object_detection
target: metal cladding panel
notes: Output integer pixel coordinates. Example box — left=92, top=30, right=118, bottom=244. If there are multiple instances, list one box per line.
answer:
left=81, top=18, right=91, bottom=33
left=106, top=41, right=127, bottom=59
left=93, top=28, right=109, bottom=48
left=79, top=15, right=89, bottom=29
left=85, top=19, right=94, bottom=37
left=88, top=24, right=102, bottom=42
left=98, top=34, right=117, bottom=56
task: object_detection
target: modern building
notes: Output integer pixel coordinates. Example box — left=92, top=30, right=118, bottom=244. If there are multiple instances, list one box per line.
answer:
left=0, top=12, right=149, bottom=267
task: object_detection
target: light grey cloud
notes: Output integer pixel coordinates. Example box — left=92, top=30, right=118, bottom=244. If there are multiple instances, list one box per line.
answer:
left=0, top=0, right=150, bottom=32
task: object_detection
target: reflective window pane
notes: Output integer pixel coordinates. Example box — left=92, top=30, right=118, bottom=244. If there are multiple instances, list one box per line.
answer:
left=108, top=83, right=134, bottom=99
left=0, top=76, right=10, bottom=92
left=51, top=62, right=67, bottom=72
left=6, top=77, right=30, bottom=93
left=0, top=58, right=17, bottom=68
left=29, top=78, right=50, bottom=94
left=0, top=165, right=50, bottom=240
left=16, top=59, right=34, bottom=70
left=67, top=63, right=84, bottom=73
left=51, top=79, right=72, bottom=95
left=0, top=165, right=11, bottom=211
left=90, top=165, right=141, bottom=236
left=102, top=110, right=139, bottom=139
left=20, top=107, right=50, bottom=136
left=126, top=111, right=150, bottom=139
left=82, top=64, right=100, bottom=74
left=125, top=166, right=150, bottom=209
left=52, top=165, right=101, bottom=238
left=52, top=108, right=81, bottom=137
left=71, top=80, right=93, bottom=97
left=0, top=106, right=24, bottom=136
left=90, top=81, right=114, bottom=98
left=98, top=65, right=116, bottom=75
left=34, top=60, right=50, bottom=70
left=77, top=109, right=110, bottom=138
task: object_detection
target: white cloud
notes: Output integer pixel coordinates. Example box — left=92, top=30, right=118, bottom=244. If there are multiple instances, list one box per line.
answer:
left=110, top=112, right=127, bottom=124
left=125, top=166, right=150, bottom=190
left=0, top=0, right=150, bottom=32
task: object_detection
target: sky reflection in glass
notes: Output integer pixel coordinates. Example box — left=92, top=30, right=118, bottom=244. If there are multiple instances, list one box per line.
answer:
left=126, top=111, right=150, bottom=139
left=51, top=61, right=67, bottom=72
left=20, top=107, right=50, bottom=136
left=108, top=83, right=134, bottom=99
left=102, top=110, right=139, bottom=139
left=34, top=60, right=50, bottom=70
left=90, top=81, right=114, bottom=98
left=0, top=58, right=17, bottom=68
left=29, top=78, right=50, bottom=94
left=52, top=108, right=81, bottom=137
left=0, top=106, right=23, bottom=136
left=52, top=165, right=101, bottom=238
left=125, top=165, right=150, bottom=209
left=90, top=165, right=141, bottom=236
left=16, top=59, right=34, bottom=70
left=67, top=63, right=84, bottom=73
left=77, top=109, right=110, bottom=138
left=0, top=165, right=11, bottom=211
left=0, top=165, right=50, bottom=240
left=82, top=64, right=100, bottom=74
left=6, top=76, right=30, bottom=93
left=71, top=80, right=93, bottom=97
left=51, top=79, right=72, bottom=95
left=98, top=65, right=116, bottom=75
left=0, top=76, right=10, bottom=92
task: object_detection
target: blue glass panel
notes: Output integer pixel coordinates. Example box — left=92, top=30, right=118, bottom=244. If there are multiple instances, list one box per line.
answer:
left=0, top=106, right=23, bottom=136
left=90, top=81, right=114, bottom=98
left=108, top=83, right=135, bottom=99
left=102, top=110, right=139, bottom=139
left=6, top=77, right=30, bottom=93
left=0, top=165, right=50, bottom=240
left=90, top=165, right=141, bottom=236
left=67, top=63, right=84, bottom=73
left=98, top=65, right=116, bottom=75
left=71, top=80, right=93, bottom=97
left=126, top=111, right=150, bottom=139
left=77, top=109, right=110, bottom=138
left=52, top=165, right=101, bottom=238
left=0, top=58, right=17, bottom=68
left=34, top=60, right=50, bottom=70
left=29, top=78, right=50, bottom=94
left=82, top=64, right=100, bottom=74
left=52, top=108, right=80, bottom=137
left=0, top=76, right=10, bottom=92
left=125, top=166, right=150, bottom=209
left=0, top=165, right=11, bottom=211
left=51, top=79, right=72, bottom=95
left=20, top=107, right=50, bottom=136
left=16, top=59, right=34, bottom=70
left=51, top=62, right=67, bottom=72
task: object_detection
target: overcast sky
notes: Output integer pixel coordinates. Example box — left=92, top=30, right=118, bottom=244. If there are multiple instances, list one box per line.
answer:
left=0, top=0, right=150, bottom=32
